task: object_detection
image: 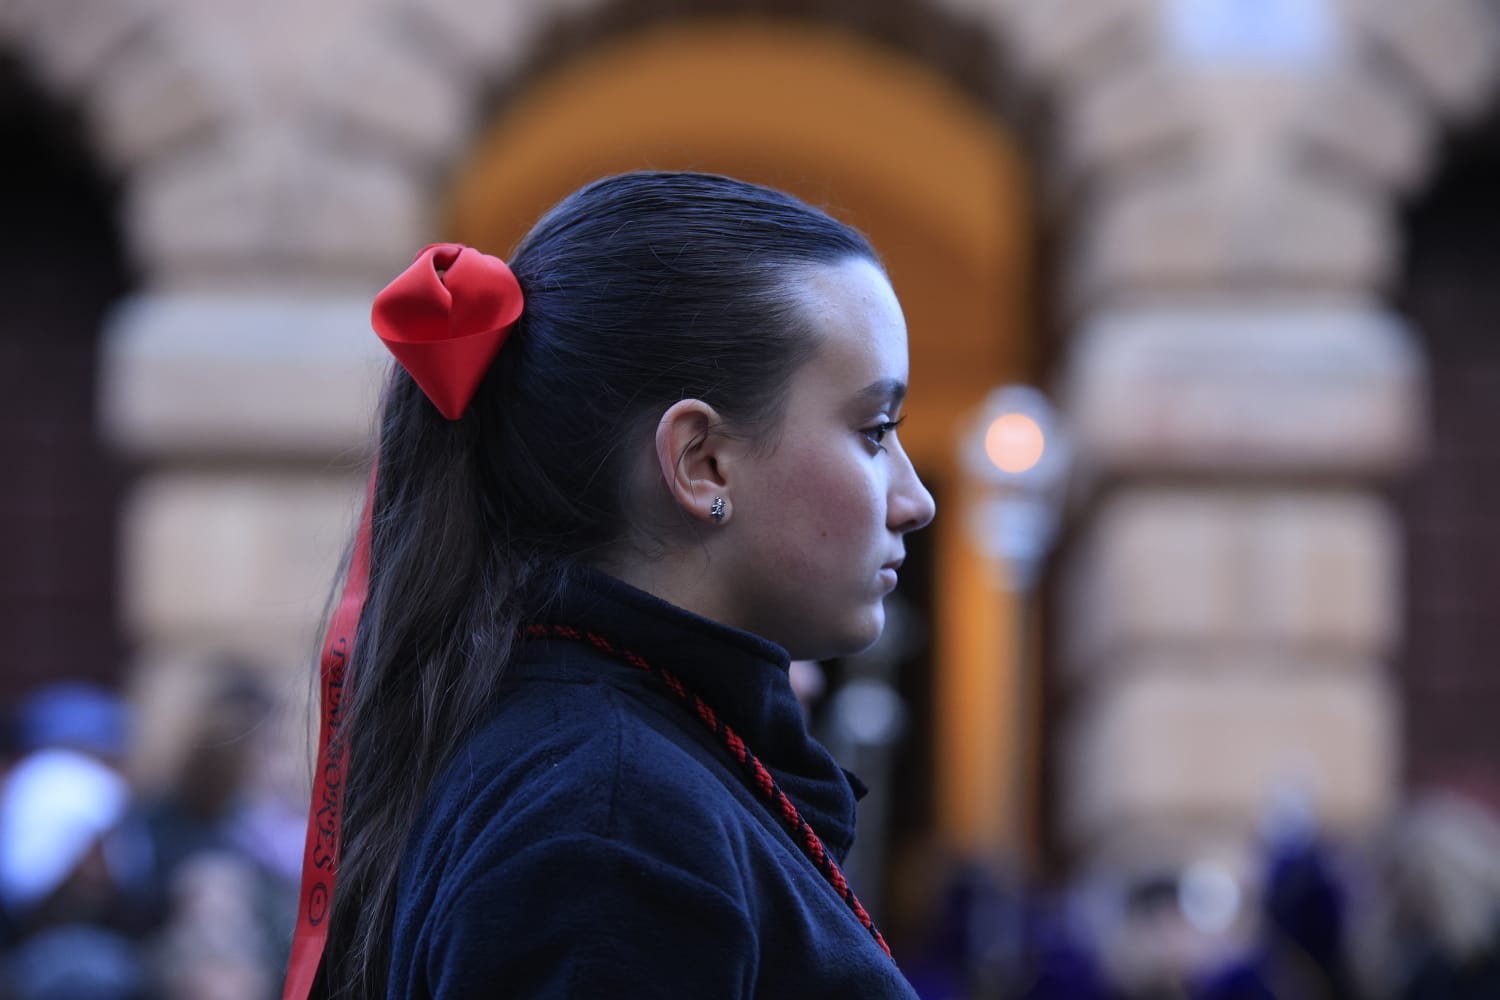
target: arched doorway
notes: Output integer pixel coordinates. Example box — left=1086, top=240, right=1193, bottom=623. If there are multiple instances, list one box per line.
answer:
left=1398, top=111, right=1500, bottom=800
left=441, top=16, right=1037, bottom=907
left=0, top=53, right=131, bottom=705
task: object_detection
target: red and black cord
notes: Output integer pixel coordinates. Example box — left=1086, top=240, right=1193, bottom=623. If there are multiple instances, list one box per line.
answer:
left=526, top=623, right=892, bottom=959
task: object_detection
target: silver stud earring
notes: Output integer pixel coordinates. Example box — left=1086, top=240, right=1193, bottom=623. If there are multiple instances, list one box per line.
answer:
left=710, top=497, right=726, bottom=523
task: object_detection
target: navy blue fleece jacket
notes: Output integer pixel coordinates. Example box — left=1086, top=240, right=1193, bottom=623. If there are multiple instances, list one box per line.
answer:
left=387, top=568, right=918, bottom=998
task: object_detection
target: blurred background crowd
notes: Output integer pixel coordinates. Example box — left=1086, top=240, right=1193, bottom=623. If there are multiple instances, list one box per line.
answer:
left=5, top=0, right=1500, bottom=997
left=0, top=677, right=302, bottom=999
left=6, top=665, right=1500, bottom=1000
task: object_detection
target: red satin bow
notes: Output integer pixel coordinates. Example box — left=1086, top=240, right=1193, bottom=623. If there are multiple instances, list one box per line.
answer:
left=371, top=242, right=525, bottom=419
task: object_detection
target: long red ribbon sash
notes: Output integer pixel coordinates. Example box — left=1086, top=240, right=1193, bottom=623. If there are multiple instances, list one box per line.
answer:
left=282, top=464, right=377, bottom=1000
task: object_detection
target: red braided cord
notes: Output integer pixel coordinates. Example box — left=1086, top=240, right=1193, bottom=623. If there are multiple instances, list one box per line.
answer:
left=526, top=623, right=893, bottom=959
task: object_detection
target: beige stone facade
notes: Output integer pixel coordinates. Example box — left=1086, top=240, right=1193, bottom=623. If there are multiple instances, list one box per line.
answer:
left=6, top=0, right=1497, bottom=883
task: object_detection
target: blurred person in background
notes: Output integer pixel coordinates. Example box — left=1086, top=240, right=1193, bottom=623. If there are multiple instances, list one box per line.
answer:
left=292, top=171, right=935, bottom=998
left=133, top=668, right=275, bottom=890
left=1350, top=789, right=1500, bottom=999
left=0, top=682, right=147, bottom=1000
left=131, top=665, right=298, bottom=999
left=1192, top=835, right=1355, bottom=1000
left=898, top=861, right=1117, bottom=1000
left=153, top=851, right=279, bottom=1000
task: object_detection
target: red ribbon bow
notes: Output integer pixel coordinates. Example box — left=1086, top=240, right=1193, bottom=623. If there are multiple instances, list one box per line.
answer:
left=283, top=243, right=521, bottom=1000
left=371, top=242, right=525, bottom=420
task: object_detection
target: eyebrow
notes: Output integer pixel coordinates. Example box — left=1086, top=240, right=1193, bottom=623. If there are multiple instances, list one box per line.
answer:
left=854, top=378, right=907, bottom=410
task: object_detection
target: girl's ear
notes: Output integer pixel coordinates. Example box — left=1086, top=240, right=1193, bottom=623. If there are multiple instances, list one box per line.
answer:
left=654, top=399, right=736, bottom=525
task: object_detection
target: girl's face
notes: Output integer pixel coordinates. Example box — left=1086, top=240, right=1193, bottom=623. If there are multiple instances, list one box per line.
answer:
left=719, top=258, right=936, bottom=660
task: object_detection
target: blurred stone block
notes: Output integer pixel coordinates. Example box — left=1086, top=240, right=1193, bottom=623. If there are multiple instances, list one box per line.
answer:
left=121, top=472, right=364, bottom=645
left=310, top=28, right=473, bottom=171
left=1354, top=0, right=1499, bottom=119
left=1061, top=487, right=1400, bottom=676
left=127, top=141, right=426, bottom=281
left=1062, top=302, right=1424, bottom=476
left=399, top=0, right=542, bottom=82
left=6, top=0, right=156, bottom=95
left=1059, top=662, right=1399, bottom=853
left=1073, top=174, right=1393, bottom=305
left=101, top=294, right=388, bottom=458
left=83, top=22, right=240, bottom=172
left=1057, top=62, right=1199, bottom=193
left=1004, top=0, right=1157, bottom=95
left=1295, top=65, right=1432, bottom=194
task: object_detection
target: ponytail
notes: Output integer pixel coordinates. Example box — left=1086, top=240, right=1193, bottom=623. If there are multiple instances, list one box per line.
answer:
left=323, top=379, right=534, bottom=997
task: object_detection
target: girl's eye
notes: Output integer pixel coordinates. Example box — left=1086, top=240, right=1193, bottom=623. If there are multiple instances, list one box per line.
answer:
left=862, top=416, right=905, bottom=449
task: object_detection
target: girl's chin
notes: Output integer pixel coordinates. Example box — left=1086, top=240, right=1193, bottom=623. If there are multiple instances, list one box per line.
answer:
left=792, top=611, right=885, bottom=662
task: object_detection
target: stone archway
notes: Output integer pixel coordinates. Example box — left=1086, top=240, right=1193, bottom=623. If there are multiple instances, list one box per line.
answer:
left=285, top=0, right=1194, bottom=872
left=438, top=11, right=1037, bottom=876
left=0, top=54, right=131, bottom=701
left=1396, top=103, right=1500, bottom=799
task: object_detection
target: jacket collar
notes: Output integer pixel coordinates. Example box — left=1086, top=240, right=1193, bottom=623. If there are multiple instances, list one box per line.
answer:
left=526, top=564, right=862, bottom=860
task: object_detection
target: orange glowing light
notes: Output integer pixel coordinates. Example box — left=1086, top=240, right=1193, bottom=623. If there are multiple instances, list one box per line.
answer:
left=984, top=412, right=1045, bottom=474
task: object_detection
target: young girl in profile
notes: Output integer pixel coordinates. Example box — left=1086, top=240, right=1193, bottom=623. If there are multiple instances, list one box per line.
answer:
left=289, top=171, right=935, bottom=998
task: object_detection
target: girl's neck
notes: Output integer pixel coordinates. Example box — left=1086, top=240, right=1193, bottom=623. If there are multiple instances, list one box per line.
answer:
left=591, top=546, right=735, bottom=635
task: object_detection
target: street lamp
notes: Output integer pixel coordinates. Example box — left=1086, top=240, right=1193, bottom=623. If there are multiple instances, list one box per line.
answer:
left=961, top=385, right=1070, bottom=592
left=957, top=385, right=1071, bottom=993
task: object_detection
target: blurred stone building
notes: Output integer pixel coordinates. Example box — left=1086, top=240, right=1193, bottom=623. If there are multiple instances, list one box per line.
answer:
left=3, top=0, right=1497, bottom=933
